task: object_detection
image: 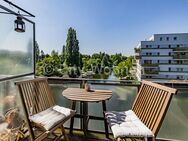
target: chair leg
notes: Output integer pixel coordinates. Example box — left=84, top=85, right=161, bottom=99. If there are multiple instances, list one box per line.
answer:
left=116, top=138, right=125, bottom=141
left=60, top=125, right=69, bottom=141
left=70, top=101, right=76, bottom=134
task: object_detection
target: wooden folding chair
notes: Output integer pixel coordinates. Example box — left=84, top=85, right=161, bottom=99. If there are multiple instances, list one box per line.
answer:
left=15, top=78, right=76, bottom=141
left=105, top=80, right=177, bottom=141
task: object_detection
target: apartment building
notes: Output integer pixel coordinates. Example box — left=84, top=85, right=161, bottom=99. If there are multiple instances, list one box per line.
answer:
left=135, top=33, right=188, bottom=82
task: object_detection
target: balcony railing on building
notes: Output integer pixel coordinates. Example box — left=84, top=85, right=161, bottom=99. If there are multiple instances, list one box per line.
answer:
left=144, top=70, right=159, bottom=74
left=134, top=47, right=141, bottom=53
left=173, top=47, right=188, bottom=52
left=142, top=63, right=159, bottom=67
left=135, top=53, right=141, bottom=59
left=173, top=53, right=188, bottom=59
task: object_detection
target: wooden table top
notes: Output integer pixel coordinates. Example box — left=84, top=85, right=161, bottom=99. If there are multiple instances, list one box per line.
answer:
left=62, top=88, right=112, bottom=102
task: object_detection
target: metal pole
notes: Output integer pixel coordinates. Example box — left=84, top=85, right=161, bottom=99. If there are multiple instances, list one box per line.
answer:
left=3, top=0, right=35, bottom=17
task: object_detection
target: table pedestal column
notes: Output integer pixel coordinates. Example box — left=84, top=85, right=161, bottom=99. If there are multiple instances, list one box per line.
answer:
left=102, top=100, right=109, bottom=138
left=80, top=101, right=88, bottom=136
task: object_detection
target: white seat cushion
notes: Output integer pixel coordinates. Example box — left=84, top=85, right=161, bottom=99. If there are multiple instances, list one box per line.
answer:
left=29, top=105, right=75, bottom=130
left=105, top=110, right=154, bottom=138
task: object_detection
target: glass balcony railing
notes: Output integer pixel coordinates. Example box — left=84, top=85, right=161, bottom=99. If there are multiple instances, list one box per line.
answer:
left=47, top=78, right=188, bottom=141
left=0, top=77, right=188, bottom=141
left=134, top=48, right=141, bottom=53
left=173, top=47, right=188, bottom=52
left=173, top=54, right=188, bottom=59
left=142, top=63, right=159, bottom=67
left=144, top=70, right=159, bottom=74
left=135, top=54, right=141, bottom=59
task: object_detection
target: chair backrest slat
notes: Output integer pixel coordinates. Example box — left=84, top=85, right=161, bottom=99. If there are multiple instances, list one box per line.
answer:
left=142, top=87, right=157, bottom=124
left=132, top=80, right=177, bottom=136
left=15, top=78, right=55, bottom=116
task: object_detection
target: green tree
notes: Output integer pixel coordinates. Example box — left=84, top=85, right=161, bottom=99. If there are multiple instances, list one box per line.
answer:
left=51, top=50, right=58, bottom=57
left=64, top=27, right=80, bottom=67
left=72, top=29, right=80, bottom=66
left=35, top=41, right=40, bottom=62
left=101, top=54, right=109, bottom=67
left=113, top=56, right=134, bottom=79
left=40, top=50, right=45, bottom=60
left=61, top=45, right=66, bottom=63
left=79, top=53, right=83, bottom=69
left=111, top=53, right=123, bottom=66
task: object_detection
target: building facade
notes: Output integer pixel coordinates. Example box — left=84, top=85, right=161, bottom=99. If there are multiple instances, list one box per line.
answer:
left=135, top=33, right=188, bottom=82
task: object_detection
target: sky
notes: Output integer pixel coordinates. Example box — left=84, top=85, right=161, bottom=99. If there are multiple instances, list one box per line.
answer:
left=1, top=0, right=188, bottom=56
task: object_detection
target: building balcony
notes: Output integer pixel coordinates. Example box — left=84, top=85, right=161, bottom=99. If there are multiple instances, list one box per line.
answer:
left=173, top=54, right=188, bottom=60
left=173, top=47, right=188, bottom=52
left=134, top=47, right=141, bottom=53
left=1, top=1, right=188, bottom=141
left=135, top=54, right=141, bottom=59
left=142, top=63, right=159, bottom=67
left=1, top=76, right=188, bottom=141
left=143, top=70, right=159, bottom=74
left=159, top=70, right=188, bottom=73
left=49, top=78, right=187, bottom=141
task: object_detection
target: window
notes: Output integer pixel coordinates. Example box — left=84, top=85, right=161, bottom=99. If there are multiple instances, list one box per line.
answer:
left=177, top=44, right=180, bottom=47
left=160, top=37, right=162, bottom=41
left=169, top=60, right=171, bottom=64
left=169, top=68, right=171, bottom=71
left=181, top=52, right=186, bottom=55
left=177, top=60, right=180, bottom=64
left=166, top=37, right=169, bottom=41
left=146, top=45, right=148, bottom=48
left=157, top=45, right=160, bottom=48
left=157, top=52, right=160, bottom=56
left=169, top=52, right=171, bottom=56
left=174, top=37, right=177, bottom=40
left=158, top=60, right=160, bottom=63
left=168, top=45, right=171, bottom=48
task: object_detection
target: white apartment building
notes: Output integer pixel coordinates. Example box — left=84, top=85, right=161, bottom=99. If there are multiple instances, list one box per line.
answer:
left=135, top=33, right=188, bottom=82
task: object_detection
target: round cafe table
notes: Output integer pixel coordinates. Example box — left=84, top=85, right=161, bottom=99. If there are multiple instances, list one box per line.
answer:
left=62, top=87, right=112, bottom=138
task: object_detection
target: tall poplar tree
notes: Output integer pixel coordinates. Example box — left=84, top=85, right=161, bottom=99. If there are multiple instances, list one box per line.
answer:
left=61, top=45, right=66, bottom=62
left=35, top=41, right=40, bottom=62
left=64, top=27, right=80, bottom=66
left=72, top=29, right=80, bottom=66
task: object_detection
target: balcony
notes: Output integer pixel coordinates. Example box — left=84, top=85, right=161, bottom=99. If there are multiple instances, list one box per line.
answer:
left=173, top=47, right=188, bottom=52
left=50, top=78, right=187, bottom=141
left=173, top=54, right=188, bottom=60
left=1, top=77, right=188, bottom=141
left=142, top=63, right=159, bottom=67
left=135, top=54, right=141, bottom=59
left=0, top=2, right=188, bottom=141
left=144, top=71, right=158, bottom=74
left=134, top=47, right=141, bottom=53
